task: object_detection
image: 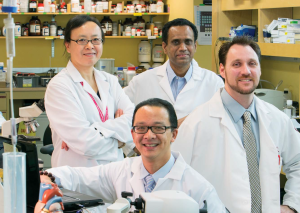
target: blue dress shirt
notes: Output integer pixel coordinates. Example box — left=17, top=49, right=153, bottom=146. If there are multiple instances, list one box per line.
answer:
left=166, top=62, right=193, bottom=100
left=221, top=88, right=261, bottom=163
left=140, top=154, right=175, bottom=190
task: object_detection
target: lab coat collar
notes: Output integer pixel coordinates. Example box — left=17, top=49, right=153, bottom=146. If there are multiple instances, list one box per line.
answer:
left=129, top=151, right=185, bottom=193
left=156, top=59, right=202, bottom=104
left=209, top=89, right=244, bottom=149
left=66, top=60, right=109, bottom=111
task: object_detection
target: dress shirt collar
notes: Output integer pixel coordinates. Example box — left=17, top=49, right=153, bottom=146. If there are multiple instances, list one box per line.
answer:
left=140, top=154, right=175, bottom=183
left=166, top=61, right=193, bottom=85
left=221, top=88, right=257, bottom=122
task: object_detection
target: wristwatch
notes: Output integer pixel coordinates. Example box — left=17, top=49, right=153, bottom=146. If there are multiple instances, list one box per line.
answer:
left=288, top=206, right=297, bottom=213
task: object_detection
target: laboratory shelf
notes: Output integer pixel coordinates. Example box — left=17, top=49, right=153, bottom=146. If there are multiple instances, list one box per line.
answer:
left=258, top=42, right=300, bottom=58
left=0, top=36, right=162, bottom=39
left=0, top=12, right=170, bottom=16
left=221, top=0, right=300, bottom=11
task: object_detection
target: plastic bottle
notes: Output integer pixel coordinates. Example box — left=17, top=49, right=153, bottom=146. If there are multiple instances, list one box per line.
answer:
left=116, top=67, right=124, bottom=86
left=84, top=0, right=92, bottom=12
left=38, top=3, right=44, bottom=12
left=138, top=40, right=151, bottom=62
left=71, top=0, right=80, bottom=12
left=283, top=88, right=292, bottom=107
left=15, top=22, right=21, bottom=37
left=283, top=100, right=296, bottom=118
left=127, top=67, right=136, bottom=85
left=152, top=44, right=164, bottom=62
left=43, top=0, right=50, bottom=12
left=50, top=21, right=57, bottom=36
left=156, top=0, right=163, bottom=13
left=123, top=68, right=128, bottom=86
left=150, top=1, right=156, bottom=13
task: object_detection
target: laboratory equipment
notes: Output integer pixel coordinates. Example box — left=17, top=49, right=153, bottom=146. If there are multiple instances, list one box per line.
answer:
left=283, top=100, right=296, bottom=118
left=254, top=88, right=285, bottom=110
left=3, top=152, right=26, bottom=213
left=95, top=58, right=115, bottom=74
left=107, top=190, right=199, bottom=213
left=2, top=98, right=45, bottom=137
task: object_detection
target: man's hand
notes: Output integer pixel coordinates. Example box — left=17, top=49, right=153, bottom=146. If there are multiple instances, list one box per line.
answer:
left=281, top=205, right=296, bottom=213
left=178, top=116, right=188, bottom=128
left=61, top=141, right=69, bottom=151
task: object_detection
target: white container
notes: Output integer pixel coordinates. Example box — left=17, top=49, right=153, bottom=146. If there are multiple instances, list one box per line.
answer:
left=43, top=0, right=50, bottom=12
left=283, top=100, right=296, bottom=118
left=146, top=29, right=151, bottom=36
left=19, top=0, right=29, bottom=12
left=123, top=68, right=128, bottom=86
left=95, top=58, right=115, bottom=74
left=136, top=4, right=142, bottom=13
left=139, top=62, right=150, bottom=70
left=156, top=0, right=164, bottom=13
left=152, top=44, right=165, bottom=62
left=131, top=27, right=136, bottom=36
left=0, top=70, right=6, bottom=81
left=116, top=3, right=122, bottom=13
left=125, top=26, right=131, bottom=36
left=38, top=4, right=44, bottom=12
left=84, top=0, right=92, bottom=12
left=71, top=0, right=80, bottom=12
left=102, top=1, right=108, bottom=12
left=96, top=1, right=103, bottom=12
left=50, top=3, right=55, bottom=12
left=91, top=4, right=96, bottom=13
left=152, top=62, right=162, bottom=68
left=138, top=40, right=151, bottom=63
left=154, top=26, right=158, bottom=36
left=150, top=2, right=157, bottom=13
left=15, top=23, right=21, bottom=36
left=127, top=70, right=136, bottom=85
left=136, top=29, right=141, bottom=36
left=129, top=5, right=135, bottom=13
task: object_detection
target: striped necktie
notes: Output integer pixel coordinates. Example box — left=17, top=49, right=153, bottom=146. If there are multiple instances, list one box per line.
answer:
left=145, top=174, right=156, bottom=192
left=243, top=111, right=262, bottom=212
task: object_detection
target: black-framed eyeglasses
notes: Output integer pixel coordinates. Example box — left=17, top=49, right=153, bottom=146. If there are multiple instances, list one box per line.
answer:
left=70, top=38, right=103, bottom=45
left=132, top=126, right=175, bottom=134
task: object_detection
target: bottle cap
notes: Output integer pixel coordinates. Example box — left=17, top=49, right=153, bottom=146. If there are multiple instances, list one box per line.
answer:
left=287, top=100, right=293, bottom=105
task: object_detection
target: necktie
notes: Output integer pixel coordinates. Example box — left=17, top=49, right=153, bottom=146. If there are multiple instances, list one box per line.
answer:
left=243, top=111, right=262, bottom=212
left=145, top=174, right=156, bottom=192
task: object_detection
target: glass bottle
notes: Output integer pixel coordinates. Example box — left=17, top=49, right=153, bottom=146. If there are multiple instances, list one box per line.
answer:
left=42, top=21, right=49, bottom=36
left=29, top=16, right=41, bottom=36
left=101, top=16, right=112, bottom=36
left=283, top=100, right=296, bottom=118
left=29, top=0, right=37, bottom=12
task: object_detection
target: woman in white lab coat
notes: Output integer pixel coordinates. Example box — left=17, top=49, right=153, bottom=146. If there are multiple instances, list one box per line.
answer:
left=45, top=15, right=134, bottom=168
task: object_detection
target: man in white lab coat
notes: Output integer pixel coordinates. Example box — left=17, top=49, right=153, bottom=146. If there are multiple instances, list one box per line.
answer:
left=172, top=36, right=300, bottom=213
left=36, top=98, right=226, bottom=213
left=123, top=18, right=224, bottom=156
left=124, top=18, right=224, bottom=126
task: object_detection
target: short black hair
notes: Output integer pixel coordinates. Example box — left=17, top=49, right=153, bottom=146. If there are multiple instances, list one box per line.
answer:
left=132, top=98, right=178, bottom=131
left=218, top=36, right=261, bottom=66
left=162, top=18, right=198, bottom=44
left=64, top=15, right=105, bottom=48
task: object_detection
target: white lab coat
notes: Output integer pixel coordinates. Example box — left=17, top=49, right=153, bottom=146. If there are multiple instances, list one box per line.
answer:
left=47, top=151, right=226, bottom=212
left=172, top=89, right=300, bottom=213
left=124, top=59, right=224, bottom=119
left=45, top=61, right=134, bottom=168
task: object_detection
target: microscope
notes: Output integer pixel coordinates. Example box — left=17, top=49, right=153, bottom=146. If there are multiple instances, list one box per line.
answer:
left=107, top=190, right=199, bottom=213
left=2, top=98, right=45, bottom=138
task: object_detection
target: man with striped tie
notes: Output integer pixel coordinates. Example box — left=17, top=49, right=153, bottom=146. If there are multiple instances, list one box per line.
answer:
left=172, top=36, right=300, bottom=213
left=39, top=98, right=226, bottom=213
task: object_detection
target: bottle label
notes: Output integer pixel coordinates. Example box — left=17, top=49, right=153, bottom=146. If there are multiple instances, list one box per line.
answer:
left=154, top=50, right=163, bottom=58
left=30, top=25, right=35, bottom=33
left=139, top=47, right=150, bottom=55
left=43, top=28, right=49, bottom=36
left=30, top=2, right=37, bottom=8
left=35, top=25, right=40, bottom=32
left=105, top=23, right=112, bottom=32
left=50, top=26, right=57, bottom=36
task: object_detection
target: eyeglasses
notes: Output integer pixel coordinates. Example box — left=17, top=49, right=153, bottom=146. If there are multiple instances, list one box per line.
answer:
left=132, top=126, right=175, bottom=134
left=70, top=38, right=103, bottom=45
